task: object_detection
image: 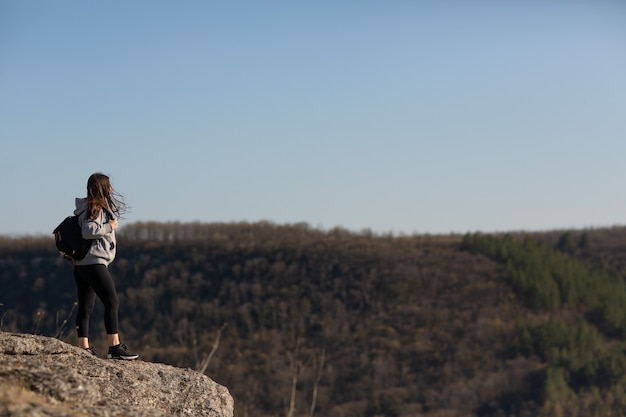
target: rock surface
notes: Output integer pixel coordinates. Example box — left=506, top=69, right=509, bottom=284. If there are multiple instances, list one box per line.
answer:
left=0, top=332, right=234, bottom=417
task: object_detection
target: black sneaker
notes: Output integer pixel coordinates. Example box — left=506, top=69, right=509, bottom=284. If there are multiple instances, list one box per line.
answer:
left=107, top=343, right=139, bottom=360
left=84, top=346, right=97, bottom=356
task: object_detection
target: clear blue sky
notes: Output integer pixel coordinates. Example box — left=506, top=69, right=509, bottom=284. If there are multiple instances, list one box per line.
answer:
left=1, top=1, right=625, bottom=236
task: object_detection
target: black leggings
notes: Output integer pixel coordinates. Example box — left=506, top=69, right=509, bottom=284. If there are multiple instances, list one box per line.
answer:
left=74, top=264, right=120, bottom=338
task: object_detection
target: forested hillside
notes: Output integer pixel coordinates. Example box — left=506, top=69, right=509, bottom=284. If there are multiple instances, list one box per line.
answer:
left=2, top=222, right=626, bottom=417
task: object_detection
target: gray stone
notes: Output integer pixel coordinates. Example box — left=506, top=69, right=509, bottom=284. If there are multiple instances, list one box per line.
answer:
left=0, top=332, right=234, bottom=417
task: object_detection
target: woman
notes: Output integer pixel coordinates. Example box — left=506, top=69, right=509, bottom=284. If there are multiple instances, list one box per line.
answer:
left=73, top=173, right=138, bottom=360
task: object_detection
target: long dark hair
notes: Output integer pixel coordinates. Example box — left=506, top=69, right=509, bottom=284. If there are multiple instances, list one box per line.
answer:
left=86, top=173, right=127, bottom=220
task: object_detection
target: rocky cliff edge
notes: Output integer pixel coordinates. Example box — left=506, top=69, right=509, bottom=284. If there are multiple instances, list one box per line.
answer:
left=0, top=332, right=234, bottom=417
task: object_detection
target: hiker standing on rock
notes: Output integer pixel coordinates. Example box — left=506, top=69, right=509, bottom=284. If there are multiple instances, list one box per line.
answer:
left=73, top=173, right=138, bottom=360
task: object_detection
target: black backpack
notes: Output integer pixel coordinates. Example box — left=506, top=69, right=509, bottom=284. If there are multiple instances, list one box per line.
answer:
left=53, top=210, right=92, bottom=261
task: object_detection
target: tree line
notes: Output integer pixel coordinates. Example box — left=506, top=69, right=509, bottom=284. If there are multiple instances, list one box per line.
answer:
left=2, top=223, right=626, bottom=416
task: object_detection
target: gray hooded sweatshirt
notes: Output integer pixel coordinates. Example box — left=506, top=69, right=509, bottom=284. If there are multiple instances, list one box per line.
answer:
left=73, top=198, right=117, bottom=266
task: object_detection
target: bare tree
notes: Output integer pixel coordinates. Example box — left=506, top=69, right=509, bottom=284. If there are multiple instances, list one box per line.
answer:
left=0, top=303, right=4, bottom=331
left=286, top=337, right=301, bottom=417
left=197, top=323, right=227, bottom=375
left=55, top=302, right=78, bottom=340
left=309, top=348, right=326, bottom=417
